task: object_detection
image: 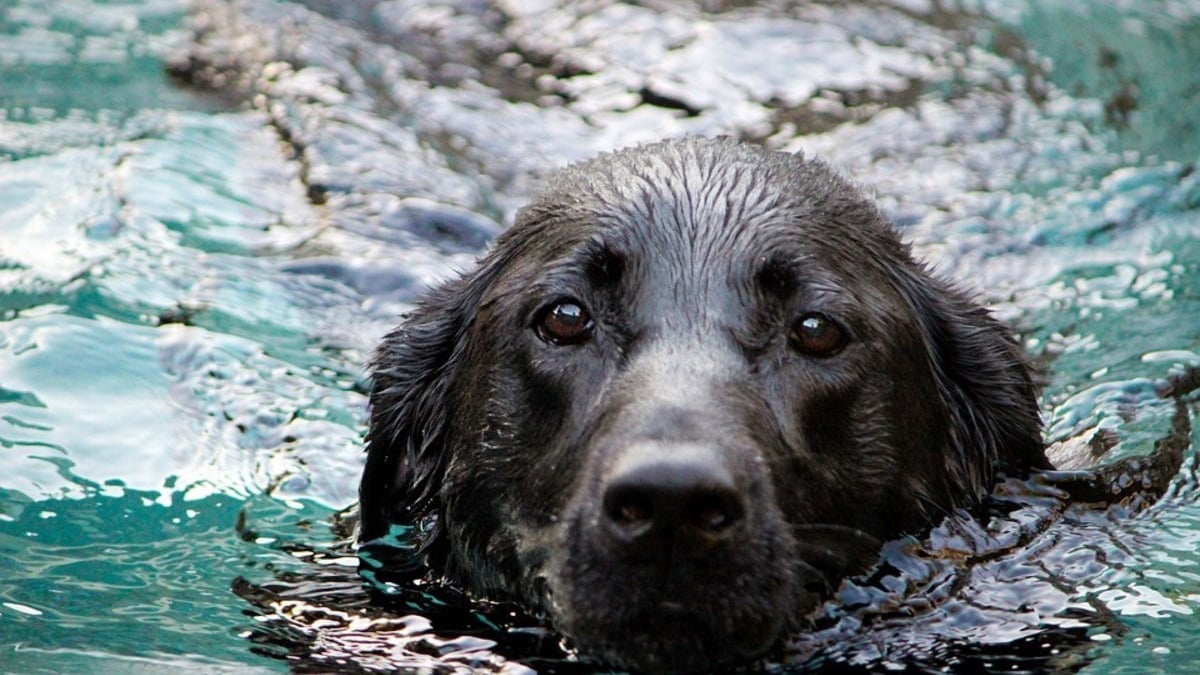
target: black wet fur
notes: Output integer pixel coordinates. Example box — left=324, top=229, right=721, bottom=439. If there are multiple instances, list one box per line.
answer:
left=359, top=137, right=1050, bottom=672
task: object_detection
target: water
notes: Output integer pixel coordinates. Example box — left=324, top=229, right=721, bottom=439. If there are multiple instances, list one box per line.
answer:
left=1, top=0, right=1198, bottom=672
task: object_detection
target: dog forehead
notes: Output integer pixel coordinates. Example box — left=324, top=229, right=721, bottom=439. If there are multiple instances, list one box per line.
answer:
left=517, top=138, right=890, bottom=261
left=496, top=139, right=908, bottom=314
left=576, top=145, right=888, bottom=269
left=553, top=140, right=795, bottom=238
left=592, top=170, right=785, bottom=264
left=518, top=145, right=787, bottom=269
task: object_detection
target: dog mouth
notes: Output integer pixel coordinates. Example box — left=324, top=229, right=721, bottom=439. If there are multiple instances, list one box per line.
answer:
left=536, top=512, right=885, bottom=671
left=551, top=582, right=792, bottom=673
left=527, top=431, right=809, bottom=670
left=542, top=521, right=802, bottom=671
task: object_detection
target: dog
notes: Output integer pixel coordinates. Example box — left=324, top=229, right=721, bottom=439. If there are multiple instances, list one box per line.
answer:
left=358, top=137, right=1049, bottom=671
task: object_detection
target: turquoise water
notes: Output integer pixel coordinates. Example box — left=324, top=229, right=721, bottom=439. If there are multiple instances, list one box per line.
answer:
left=1, top=0, right=1199, bottom=672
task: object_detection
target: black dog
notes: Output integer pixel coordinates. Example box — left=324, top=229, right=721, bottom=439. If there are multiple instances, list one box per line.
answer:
left=358, top=137, right=1049, bottom=671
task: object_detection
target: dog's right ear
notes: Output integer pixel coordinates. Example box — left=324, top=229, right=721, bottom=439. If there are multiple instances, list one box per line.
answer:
left=357, top=255, right=508, bottom=552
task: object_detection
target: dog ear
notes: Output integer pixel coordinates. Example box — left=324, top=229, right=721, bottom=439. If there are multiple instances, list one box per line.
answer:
left=358, top=256, right=508, bottom=554
left=896, top=267, right=1051, bottom=504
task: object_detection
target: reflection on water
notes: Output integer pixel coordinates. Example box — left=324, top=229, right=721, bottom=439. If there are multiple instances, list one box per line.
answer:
left=1, top=0, right=1198, bottom=672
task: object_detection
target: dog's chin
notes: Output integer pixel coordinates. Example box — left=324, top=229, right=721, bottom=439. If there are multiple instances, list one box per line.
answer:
left=542, top=555, right=807, bottom=672
left=550, top=593, right=795, bottom=672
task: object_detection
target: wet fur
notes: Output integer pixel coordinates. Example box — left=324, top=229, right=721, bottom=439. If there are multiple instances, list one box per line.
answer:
left=359, top=138, right=1048, bottom=671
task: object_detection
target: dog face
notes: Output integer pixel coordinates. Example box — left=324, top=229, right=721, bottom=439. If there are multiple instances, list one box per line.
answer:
left=359, top=138, right=1047, bottom=671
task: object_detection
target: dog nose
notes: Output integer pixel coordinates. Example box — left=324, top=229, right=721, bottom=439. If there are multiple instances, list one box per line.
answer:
left=600, top=444, right=746, bottom=559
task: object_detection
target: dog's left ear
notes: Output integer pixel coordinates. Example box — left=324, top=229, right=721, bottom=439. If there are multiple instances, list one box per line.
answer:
left=358, top=252, right=512, bottom=555
left=896, top=266, right=1051, bottom=502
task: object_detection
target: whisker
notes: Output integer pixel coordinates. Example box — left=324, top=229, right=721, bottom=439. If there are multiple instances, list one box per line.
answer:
left=914, top=490, right=956, bottom=522
left=791, top=524, right=884, bottom=587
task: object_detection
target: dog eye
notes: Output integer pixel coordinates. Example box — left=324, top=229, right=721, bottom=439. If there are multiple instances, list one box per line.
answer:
left=535, top=300, right=594, bottom=345
left=789, top=313, right=847, bottom=357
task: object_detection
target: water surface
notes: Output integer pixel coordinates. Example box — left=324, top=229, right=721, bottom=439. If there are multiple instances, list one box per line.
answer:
left=1, top=0, right=1198, bottom=672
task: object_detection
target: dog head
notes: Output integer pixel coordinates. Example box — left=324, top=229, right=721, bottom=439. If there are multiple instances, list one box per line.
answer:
left=359, top=138, right=1046, bottom=671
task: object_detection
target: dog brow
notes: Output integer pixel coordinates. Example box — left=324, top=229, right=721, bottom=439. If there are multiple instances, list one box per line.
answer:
left=581, top=239, right=626, bottom=287
left=755, top=254, right=801, bottom=297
